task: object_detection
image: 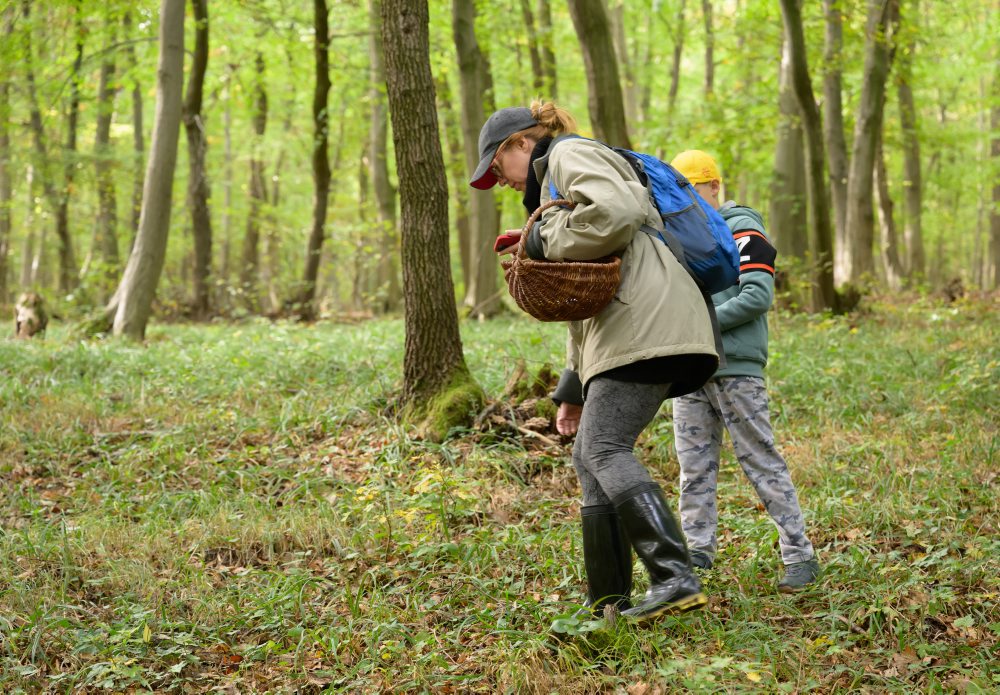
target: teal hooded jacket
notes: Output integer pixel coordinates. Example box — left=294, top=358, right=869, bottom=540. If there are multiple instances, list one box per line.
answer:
left=712, top=202, right=777, bottom=379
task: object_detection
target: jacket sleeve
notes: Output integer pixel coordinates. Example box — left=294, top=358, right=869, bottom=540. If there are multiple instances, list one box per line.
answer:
left=537, top=143, right=651, bottom=261
left=714, top=229, right=777, bottom=331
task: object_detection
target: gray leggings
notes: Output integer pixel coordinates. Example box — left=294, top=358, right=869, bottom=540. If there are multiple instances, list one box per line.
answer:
left=571, top=376, right=672, bottom=506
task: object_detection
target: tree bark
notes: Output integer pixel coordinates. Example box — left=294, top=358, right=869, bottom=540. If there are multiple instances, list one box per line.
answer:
left=184, top=0, right=212, bottom=318
left=991, top=31, right=1000, bottom=289
left=368, top=0, right=400, bottom=313
left=241, top=51, right=268, bottom=309
left=875, top=130, right=904, bottom=288
left=435, top=74, right=473, bottom=304
left=841, top=0, right=899, bottom=286
left=453, top=0, right=501, bottom=318
left=537, top=0, right=558, bottom=99
left=609, top=2, right=638, bottom=124
left=567, top=0, right=632, bottom=149
left=518, top=0, right=544, bottom=94
left=297, top=0, right=332, bottom=320
left=770, top=25, right=808, bottom=260
left=0, top=79, right=10, bottom=303
left=666, top=0, right=687, bottom=117
left=823, top=0, right=850, bottom=263
left=112, top=0, right=185, bottom=339
left=124, top=11, right=145, bottom=247
left=896, top=0, right=924, bottom=281
left=380, top=0, right=473, bottom=408
left=220, top=62, right=235, bottom=285
left=779, top=0, right=837, bottom=311
left=90, top=27, right=120, bottom=293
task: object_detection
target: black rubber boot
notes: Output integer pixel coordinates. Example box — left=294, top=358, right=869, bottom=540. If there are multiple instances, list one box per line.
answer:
left=613, top=483, right=707, bottom=621
left=574, top=504, right=633, bottom=618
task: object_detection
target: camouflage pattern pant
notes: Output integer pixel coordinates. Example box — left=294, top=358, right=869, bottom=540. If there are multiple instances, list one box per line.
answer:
left=673, top=376, right=815, bottom=565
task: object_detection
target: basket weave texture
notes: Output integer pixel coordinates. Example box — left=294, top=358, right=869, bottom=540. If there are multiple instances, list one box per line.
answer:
left=501, top=199, right=622, bottom=322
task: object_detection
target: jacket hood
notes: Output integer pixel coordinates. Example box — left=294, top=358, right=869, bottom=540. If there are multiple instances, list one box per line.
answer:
left=719, top=201, right=765, bottom=233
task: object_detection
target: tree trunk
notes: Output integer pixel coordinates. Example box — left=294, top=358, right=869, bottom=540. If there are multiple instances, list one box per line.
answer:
left=91, top=30, right=120, bottom=294
left=20, top=166, right=35, bottom=289
left=184, top=0, right=212, bottom=318
left=897, top=0, right=924, bottom=282
left=779, top=0, right=837, bottom=311
left=770, top=25, right=809, bottom=260
left=537, top=0, right=558, bottom=99
left=991, top=35, right=1000, bottom=289
left=112, top=0, right=185, bottom=339
left=518, top=0, right=544, bottom=94
left=567, top=0, right=632, bottom=149
left=380, top=0, right=476, bottom=414
left=666, top=0, right=687, bottom=117
left=124, top=11, right=145, bottom=248
left=824, top=0, right=850, bottom=268
left=875, top=130, right=904, bottom=288
left=842, top=0, right=899, bottom=287
left=702, top=0, right=714, bottom=98
left=241, top=51, right=268, bottom=310
left=435, top=74, right=473, bottom=303
left=54, top=7, right=84, bottom=293
left=369, top=0, right=400, bottom=313
left=220, top=62, right=234, bottom=285
left=453, top=0, right=501, bottom=318
left=609, top=2, right=638, bottom=124
left=0, top=79, right=10, bottom=303
left=298, top=0, right=331, bottom=320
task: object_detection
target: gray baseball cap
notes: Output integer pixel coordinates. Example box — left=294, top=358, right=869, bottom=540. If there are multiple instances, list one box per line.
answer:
left=469, top=107, right=538, bottom=190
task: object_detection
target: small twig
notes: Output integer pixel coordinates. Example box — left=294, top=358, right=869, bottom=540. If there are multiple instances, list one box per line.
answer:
left=515, top=425, right=561, bottom=449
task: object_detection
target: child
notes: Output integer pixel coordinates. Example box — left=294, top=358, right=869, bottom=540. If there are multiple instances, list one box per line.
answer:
left=669, top=150, right=820, bottom=592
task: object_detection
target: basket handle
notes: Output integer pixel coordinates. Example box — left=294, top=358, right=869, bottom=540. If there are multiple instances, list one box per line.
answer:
left=516, top=199, right=575, bottom=260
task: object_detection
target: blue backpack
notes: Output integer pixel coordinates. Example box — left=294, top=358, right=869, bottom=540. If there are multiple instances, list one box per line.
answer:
left=548, top=138, right=740, bottom=294
left=612, top=148, right=740, bottom=294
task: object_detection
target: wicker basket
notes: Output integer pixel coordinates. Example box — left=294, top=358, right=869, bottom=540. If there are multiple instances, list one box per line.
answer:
left=501, top=199, right=622, bottom=322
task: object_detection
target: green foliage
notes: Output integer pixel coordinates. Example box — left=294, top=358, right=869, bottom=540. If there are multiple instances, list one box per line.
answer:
left=1, top=296, right=997, bottom=690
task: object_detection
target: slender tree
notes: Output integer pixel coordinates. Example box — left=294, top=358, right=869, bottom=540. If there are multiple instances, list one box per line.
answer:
left=897, top=0, right=924, bottom=281
left=298, top=0, right=331, bottom=320
left=453, top=0, right=501, bottom=318
left=380, top=0, right=481, bottom=428
left=991, top=28, right=1000, bottom=288
left=123, top=10, right=145, bottom=244
left=779, top=0, right=837, bottom=310
left=840, top=0, right=899, bottom=286
left=608, top=1, right=638, bottom=124
left=368, top=0, right=400, bottom=313
left=518, top=0, right=544, bottom=94
left=823, top=0, right=849, bottom=250
left=184, top=0, right=212, bottom=317
left=87, top=17, right=120, bottom=293
left=567, top=0, right=631, bottom=148
left=240, top=50, right=268, bottom=309
left=537, top=0, right=557, bottom=99
left=702, top=0, right=715, bottom=98
left=112, top=0, right=185, bottom=339
left=875, top=129, right=904, bottom=288
left=0, top=78, right=10, bottom=303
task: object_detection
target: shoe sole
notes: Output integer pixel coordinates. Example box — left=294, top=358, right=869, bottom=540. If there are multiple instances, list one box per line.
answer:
left=626, top=592, right=708, bottom=622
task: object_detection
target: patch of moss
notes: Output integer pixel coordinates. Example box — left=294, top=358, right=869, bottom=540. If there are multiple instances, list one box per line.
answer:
left=407, top=369, right=486, bottom=441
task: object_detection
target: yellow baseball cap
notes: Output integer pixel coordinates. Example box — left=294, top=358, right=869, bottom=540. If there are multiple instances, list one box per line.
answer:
left=670, top=150, right=722, bottom=184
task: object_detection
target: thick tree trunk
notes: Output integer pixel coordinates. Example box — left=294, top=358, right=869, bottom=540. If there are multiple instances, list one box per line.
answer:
left=824, top=0, right=850, bottom=268
left=770, top=27, right=808, bottom=260
left=779, top=0, right=837, bottom=311
left=241, top=52, right=268, bottom=309
left=567, top=0, right=632, bottom=149
left=537, top=0, right=558, bottom=99
left=897, top=0, right=924, bottom=282
left=453, top=0, right=501, bottom=318
left=842, top=0, right=899, bottom=287
left=380, top=0, right=474, bottom=409
left=112, top=0, right=185, bottom=339
left=368, top=0, right=400, bottom=313
left=298, top=0, right=331, bottom=319
left=875, top=130, right=904, bottom=289
left=184, top=0, right=212, bottom=318
left=702, top=0, right=714, bottom=98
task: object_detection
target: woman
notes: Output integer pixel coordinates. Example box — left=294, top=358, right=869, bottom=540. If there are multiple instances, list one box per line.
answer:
left=470, top=102, right=720, bottom=622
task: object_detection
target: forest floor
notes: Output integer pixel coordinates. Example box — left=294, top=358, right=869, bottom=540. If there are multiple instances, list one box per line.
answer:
left=1, top=292, right=998, bottom=693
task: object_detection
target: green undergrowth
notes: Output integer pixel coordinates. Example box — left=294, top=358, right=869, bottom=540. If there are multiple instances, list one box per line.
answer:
left=1, top=295, right=997, bottom=692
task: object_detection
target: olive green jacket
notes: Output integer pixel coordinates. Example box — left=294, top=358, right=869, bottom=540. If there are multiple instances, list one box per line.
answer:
left=533, top=137, right=719, bottom=398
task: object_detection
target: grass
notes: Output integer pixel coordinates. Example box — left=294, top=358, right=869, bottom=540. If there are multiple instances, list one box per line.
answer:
left=1, top=293, right=997, bottom=693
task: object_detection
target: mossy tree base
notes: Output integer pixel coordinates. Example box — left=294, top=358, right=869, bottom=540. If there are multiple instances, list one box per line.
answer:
left=402, top=369, right=486, bottom=442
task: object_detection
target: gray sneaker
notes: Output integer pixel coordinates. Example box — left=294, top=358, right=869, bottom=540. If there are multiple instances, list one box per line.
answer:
left=778, top=558, right=820, bottom=593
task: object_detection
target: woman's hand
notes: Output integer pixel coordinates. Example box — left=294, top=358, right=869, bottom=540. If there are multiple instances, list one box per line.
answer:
left=556, top=402, right=583, bottom=436
left=494, top=230, right=522, bottom=256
